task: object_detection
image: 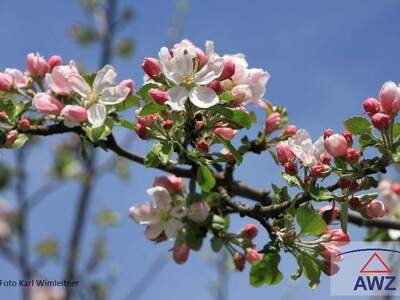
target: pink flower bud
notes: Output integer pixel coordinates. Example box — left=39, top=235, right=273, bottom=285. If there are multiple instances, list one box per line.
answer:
left=18, top=118, right=31, bottom=129
left=323, top=128, right=335, bottom=139
left=240, top=224, right=258, bottom=239
left=47, top=55, right=62, bottom=69
left=214, top=127, right=237, bottom=140
left=324, top=134, right=348, bottom=157
left=363, top=97, right=380, bottom=116
left=5, top=68, right=29, bottom=88
left=142, top=57, right=161, bottom=79
left=188, top=202, right=210, bottom=223
left=345, top=147, right=360, bottom=162
left=27, top=52, right=49, bottom=78
left=321, top=260, right=340, bottom=276
left=196, top=139, right=209, bottom=153
left=276, top=141, right=295, bottom=164
left=371, top=112, right=391, bottom=129
left=118, top=79, right=135, bottom=96
left=342, top=130, right=352, bottom=144
left=5, top=130, right=17, bottom=146
left=245, top=248, right=263, bottom=264
left=61, top=105, right=88, bottom=123
left=319, top=205, right=340, bottom=223
left=207, top=80, right=223, bottom=95
left=32, top=93, right=63, bottom=115
left=379, top=81, right=400, bottom=114
left=219, top=58, right=235, bottom=81
left=0, top=73, right=13, bottom=92
left=327, top=229, right=351, bottom=245
left=321, top=243, right=342, bottom=261
left=172, top=242, right=190, bottom=265
left=135, top=108, right=157, bottom=127
left=366, top=200, right=385, bottom=218
left=163, top=119, right=173, bottom=128
left=283, top=125, right=297, bottom=137
left=265, top=112, right=281, bottom=133
left=310, top=164, right=326, bottom=177
left=284, top=161, right=297, bottom=175
left=322, top=155, right=332, bottom=165
left=153, top=175, right=184, bottom=194
left=149, top=88, right=168, bottom=105
left=134, top=123, right=149, bottom=140
left=233, top=252, right=246, bottom=271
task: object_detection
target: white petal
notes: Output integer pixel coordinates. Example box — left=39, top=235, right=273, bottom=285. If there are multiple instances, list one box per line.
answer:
left=159, top=47, right=175, bottom=82
left=164, top=219, right=183, bottom=240
left=67, top=74, right=91, bottom=98
left=93, top=65, right=117, bottom=93
left=195, top=57, right=224, bottom=85
left=170, top=206, right=187, bottom=219
left=87, top=103, right=107, bottom=128
left=128, top=204, right=156, bottom=224
left=145, top=223, right=164, bottom=240
left=98, top=86, right=129, bottom=105
left=166, top=86, right=189, bottom=111
left=389, top=229, right=400, bottom=240
left=189, top=86, right=219, bottom=109
left=147, top=187, right=172, bottom=211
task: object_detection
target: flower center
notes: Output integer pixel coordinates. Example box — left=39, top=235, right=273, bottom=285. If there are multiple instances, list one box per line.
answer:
left=86, top=91, right=98, bottom=109
left=158, top=210, right=171, bottom=222
left=182, top=74, right=195, bottom=88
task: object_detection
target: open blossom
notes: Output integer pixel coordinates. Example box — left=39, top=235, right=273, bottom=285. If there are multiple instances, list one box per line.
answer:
left=67, top=65, right=130, bottom=128
left=188, top=201, right=210, bottom=223
left=158, top=40, right=224, bottom=110
left=129, top=187, right=186, bottom=240
left=287, top=129, right=329, bottom=167
left=27, top=52, right=49, bottom=78
left=4, top=68, right=29, bottom=88
left=32, top=93, right=63, bottom=115
left=45, top=60, right=79, bottom=95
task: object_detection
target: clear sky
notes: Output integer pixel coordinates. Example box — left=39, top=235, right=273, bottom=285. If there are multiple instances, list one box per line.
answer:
left=0, top=0, right=400, bottom=299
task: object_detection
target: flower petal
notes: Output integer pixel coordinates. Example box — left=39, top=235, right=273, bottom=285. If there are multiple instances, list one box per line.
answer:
left=189, top=86, right=219, bottom=108
left=166, top=86, right=189, bottom=111
left=195, top=57, right=224, bottom=85
left=145, top=223, right=164, bottom=240
left=128, top=203, right=156, bottom=224
left=87, top=103, right=107, bottom=128
left=67, top=74, right=91, bottom=98
left=93, top=65, right=117, bottom=93
left=98, top=86, right=130, bottom=105
left=147, top=186, right=172, bottom=211
left=164, top=219, right=183, bottom=240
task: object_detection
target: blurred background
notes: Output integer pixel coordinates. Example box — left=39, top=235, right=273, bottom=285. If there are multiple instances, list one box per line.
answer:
left=0, top=0, right=399, bottom=299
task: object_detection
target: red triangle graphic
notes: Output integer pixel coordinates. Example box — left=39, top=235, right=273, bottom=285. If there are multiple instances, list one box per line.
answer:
left=360, top=252, right=392, bottom=274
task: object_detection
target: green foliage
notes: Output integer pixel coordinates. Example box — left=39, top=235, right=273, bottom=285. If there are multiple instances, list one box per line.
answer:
left=344, top=116, right=372, bottom=135
left=250, top=252, right=283, bottom=287
left=211, top=105, right=253, bottom=129
left=140, top=102, right=167, bottom=116
left=297, top=205, right=327, bottom=236
left=197, top=165, right=216, bottom=192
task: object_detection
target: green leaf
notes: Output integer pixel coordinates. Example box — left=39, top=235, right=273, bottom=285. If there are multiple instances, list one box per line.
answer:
left=9, top=134, right=29, bottom=149
left=308, top=186, right=334, bottom=201
left=117, top=118, right=135, bottom=130
left=218, top=91, right=236, bottom=101
left=210, top=237, right=223, bottom=252
left=297, top=205, right=327, bottom=236
left=344, top=116, right=372, bottom=135
left=211, top=105, right=253, bottom=129
left=136, top=83, right=159, bottom=101
left=301, top=254, right=321, bottom=289
left=211, top=215, right=229, bottom=231
left=282, top=173, right=301, bottom=187
left=340, top=201, right=349, bottom=234
left=216, top=136, right=243, bottom=164
left=139, top=102, right=167, bottom=116
left=359, top=133, right=378, bottom=150
left=114, top=95, right=140, bottom=111
left=85, top=120, right=113, bottom=142
left=393, top=123, right=400, bottom=141
left=185, top=225, right=204, bottom=251
left=250, top=252, right=283, bottom=287
left=197, top=165, right=215, bottom=192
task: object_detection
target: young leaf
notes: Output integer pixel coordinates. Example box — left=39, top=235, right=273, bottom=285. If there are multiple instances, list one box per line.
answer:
left=344, top=116, right=372, bottom=135
left=139, top=102, right=167, bottom=116
left=211, top=105, right=253, bottom=129
left=297, top=205, right=327, bottom=236
left=308, top=186, right=334, bottom=201
left=197, top=165, right=215, bottom=192
left=136, top=82, right=159, bottom=101
left=340, top=201, right=349, bottom=234
left=249, top=252, right=283, bottom=287
left=301, top=254, right=321, bottom=289
left=114, top=95, right=140, bottom=111
left=216, top=136, right=243, bottom=164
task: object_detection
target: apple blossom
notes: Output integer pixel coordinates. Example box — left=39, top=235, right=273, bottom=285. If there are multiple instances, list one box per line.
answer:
left=246, top=248, right=263, bottom=264
left=240, top=224, right=258, bottom=239
left=32, top=93, right=63, bottom=115
left=321, top=261, right=340, bottom=276
left=219, top=58, right=235, bottom=81
left=363, top=97, right=380, bottom=116
left=45, top=60, right=79, bottom=96
left=371, top=112, right=390, bottom=129
left=213, top=127, right=237, bottom=140
left=283, top=125, right=297, bottom=137
left=48, top=55, right=62, bottom=69
left=265, top=112, right=280, bottom=133
left=323, top=128, right=334, bottom=139
left=207, top=80, right=223, bottom=95
left=284, top=161, right=297, bottom=175
left=61, top=105, right=88, bottom=124
left=18, top=118, right=30, bottom=129
left=0, top=73, right=13, bottom=92
left=172, top=241, right=190, bottom=265
left=366, top=200, right=385, bottom=218
left=149, top=88, right=168, bottom=105
left=163, top=119, right=173, bottom=128
left=142, top=57, right=161, bottom=79
left=188, top=201, right=210, bottom=223
left=158, top=40, right=224, bottom=110
left=4, top=68, right=29, bottom=88
left=345, top=147, right=360, bottom=162
left=326, top=229, right=351, bottom=245
left=5, top=130, right=17, bottom=146
left=321, top=243, right=342, bottom=262
left=118, top=79, right=135, bottom=96
left=379, top=81, right=400, bottom=114
left=129, top=186, right=186, bottom=240
left=27, top=52, right=49, bottom=78
left=153, top=175, right=184, bottom=194
left=135, top=108, right=158, bottom=127
left=349, top=197, right=361, bottom=210
left=67, top=65, right=130, bottom=128
left=276, top=141, right=295, bottom=164
left=324, top=134, right=348, bottom=157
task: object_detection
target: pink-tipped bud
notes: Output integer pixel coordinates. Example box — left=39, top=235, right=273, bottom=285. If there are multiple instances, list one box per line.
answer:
left=5, top=130, right=17, bottom=146
left=172, top=242, right=190, bottom=265
left=207, top=80, right=223, bottom=95
left=319, top=205, right=340, bottom=223
left=324, top=134, right=348, bottom=157
left=118, top=79, right=135, bottom=96
left=32, top=93, right=63, bottom=115
left=345, top=147, right=360, bottom=162
left=194, top=120, right=203, bottom=129
left=363, top=97, right=380, bottom=116
left=163, top=119, right=173, bottom=128
left=379, top=81, right=400, bottom=114
left=322, top=155, right=332, bottom=165
left=327, top=229, right=351, bottom=245
left=349, top=197, right=361, bottom=210
left=276, top=141, right=295, bottom=164
left=245, top=248, right=263, bottom=264
left=153, top=175, right=184, bottom=194
left=321, top=260, right=340, bottom=276
left=323, top=129, right=335, bottom=139
left=0, top=73, right=13, bottom=92
left=219, top=58, right=235, bottom=81
left=214, top=127, right=237, bottom=140
left=310, top=164, right=326, bottom=177
left=18, top=118, right=30, bottom=129
left=134, top=123, right=149, bottom=140
left=371, top=112, right=391, bottom=130
left=149, top=88, right=168, bottom=105
left=366, top=200, right=385, bottom=218
left=233, top=252, right=246, bottom=271
left=194, top=47, right=207, bottom=69
left=391, top=183, right=400, bottom=194
left=196, top=139, right=209, bottom=153
left=240, top=224, right=258, bottom=239
left=265, top=112, right=281, bottom=133
left=27, top=52, right=49, bottom=78
left=342, top=130, right=352, bottom=144
left=135, top=108, right=157, bottom=127
left=47, top=55, right=62, bottom=69
left=321, top=243, right=342, bottom=262
left=61, top=105, right=88, bottom=123
left=284, top=161, right=297, bottom=175
left=188, top=202, right=210, bottom=223
left=142, top=57, right=161, bottom=79
left=283, top=125, right=297, bottom=137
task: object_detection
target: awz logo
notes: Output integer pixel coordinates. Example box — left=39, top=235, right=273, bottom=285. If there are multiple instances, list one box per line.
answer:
left=353, top=252, right=396, bottom=291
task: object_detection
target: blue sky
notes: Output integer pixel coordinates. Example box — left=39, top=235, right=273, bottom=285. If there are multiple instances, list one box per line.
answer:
left=0, top=0, right=400, bottom=299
